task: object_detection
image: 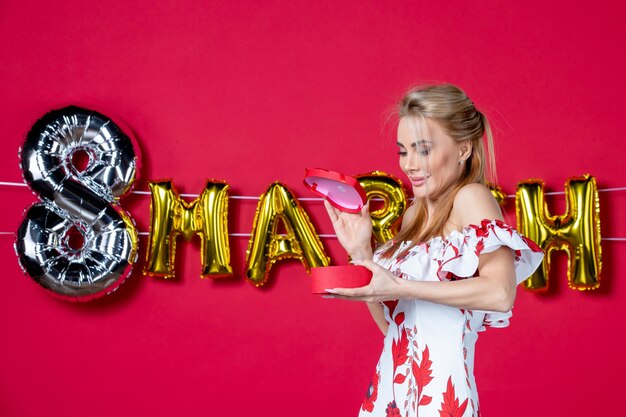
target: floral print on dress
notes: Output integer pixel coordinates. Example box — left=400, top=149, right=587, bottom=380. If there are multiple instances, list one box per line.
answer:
left=438, top=377, right=469, bottom=417
left=362, top=371, right=380, bottom=412
left=385, top=401, right=401, bottom=417
left=358, top=219, right=544, bottom=417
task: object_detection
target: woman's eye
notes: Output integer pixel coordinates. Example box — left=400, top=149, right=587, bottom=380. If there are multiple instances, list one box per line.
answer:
left=418, top=148, right=431, bottom=156
left=397, top=151, right=407, bottom=156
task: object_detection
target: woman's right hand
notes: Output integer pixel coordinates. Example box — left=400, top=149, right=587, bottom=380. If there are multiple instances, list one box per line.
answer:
left=324, top=200, right=373, bottom=260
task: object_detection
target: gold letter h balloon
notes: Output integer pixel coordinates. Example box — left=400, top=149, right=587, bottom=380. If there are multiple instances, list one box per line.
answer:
left=515, top=174, right=602, bottom=291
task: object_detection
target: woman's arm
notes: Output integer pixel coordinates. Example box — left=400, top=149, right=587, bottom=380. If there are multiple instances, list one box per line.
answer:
left=326, top=184, right=518, bottom=313
left=366, top=203, right=421, bottom=335
left=324, top=200, right=386, bottom=333
left=337, top=246, right=516, bottom=312
left=362, top=203, right=419, bottom=335
left=333, top=249, right=516, bottom=312
left=366, top=302, right=388, bottom=335
left=324, top=201, right=420, bottom=335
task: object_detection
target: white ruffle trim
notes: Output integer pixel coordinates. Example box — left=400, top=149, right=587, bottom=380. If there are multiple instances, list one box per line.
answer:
left=388, top=219, right=544, bottom=329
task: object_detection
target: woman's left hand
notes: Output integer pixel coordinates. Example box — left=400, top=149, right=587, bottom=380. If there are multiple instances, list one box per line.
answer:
left=325, top=259, right=406, bottom=303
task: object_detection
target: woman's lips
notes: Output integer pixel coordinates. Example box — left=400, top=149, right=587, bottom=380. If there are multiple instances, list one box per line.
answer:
left=409, top=176, right=428, bottom=186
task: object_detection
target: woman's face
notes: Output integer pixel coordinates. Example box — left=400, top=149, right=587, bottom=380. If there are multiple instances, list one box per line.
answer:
left=397, top=116, right=469, bottom=200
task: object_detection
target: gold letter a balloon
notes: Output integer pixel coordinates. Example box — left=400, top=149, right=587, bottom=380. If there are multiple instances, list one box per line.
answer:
left=246, top=182, right=330, bottom=286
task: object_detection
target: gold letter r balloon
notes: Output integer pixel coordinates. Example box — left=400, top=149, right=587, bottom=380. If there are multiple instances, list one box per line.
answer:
left=355, top=171, right=408, bottom=243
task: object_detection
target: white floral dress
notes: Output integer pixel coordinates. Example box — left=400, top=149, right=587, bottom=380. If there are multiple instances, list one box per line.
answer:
left=358, top=219, right=544, bottom=417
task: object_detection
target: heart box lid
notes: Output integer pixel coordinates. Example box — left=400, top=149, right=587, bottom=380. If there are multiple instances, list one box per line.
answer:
left=303, top=168, right=367, bottom=214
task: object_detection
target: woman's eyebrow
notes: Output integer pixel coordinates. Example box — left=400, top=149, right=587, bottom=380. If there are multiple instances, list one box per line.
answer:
left=397, top=140, right=432, bottom=147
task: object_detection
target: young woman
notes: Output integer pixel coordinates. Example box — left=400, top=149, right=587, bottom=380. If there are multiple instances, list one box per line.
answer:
left=324, top=84, right=544, bottom=416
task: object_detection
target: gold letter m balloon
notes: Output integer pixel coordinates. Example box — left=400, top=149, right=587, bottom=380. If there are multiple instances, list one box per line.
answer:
left=516, top=174, right=601, bottom=291
left=143, top=180, right=232, bottom=279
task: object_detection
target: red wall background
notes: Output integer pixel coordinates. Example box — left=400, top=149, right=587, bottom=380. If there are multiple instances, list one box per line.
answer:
left=1, top=1, right=624, bottom=416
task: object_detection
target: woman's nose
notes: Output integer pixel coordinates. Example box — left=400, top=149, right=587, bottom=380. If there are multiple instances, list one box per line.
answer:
left=403, top=151, right=420, bottom=172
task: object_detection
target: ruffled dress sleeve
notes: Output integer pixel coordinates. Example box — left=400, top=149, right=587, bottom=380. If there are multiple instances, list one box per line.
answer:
left=398, top=219, right=544, bottom=330
left=434, top=219, right=543, bottom=283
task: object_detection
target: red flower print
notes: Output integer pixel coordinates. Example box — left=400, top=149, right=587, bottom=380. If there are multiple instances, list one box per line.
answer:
left=394, top=311, right=405, bottom=326
left=473, top=222, right=490, bottom=238
left=521, top=235, right=543, bottom=253
left=493, top=219, right=510, bottom=230
left=438, top=377, right=469, bottom=417
left=474, top=239, right=485, bottom=256
left=396, top=250, right=412, bottom=263
left=419, top=395, right=433, bottom=406
left=411, top=345, right=434, bottom=409
left=361, top=371, right=380, bottom=412
left=392, top=328, right=409, bottom=371
left=412, top=346, right=434, bottom=391
left=475, top=227, right=489, bottom=238
left=492, top=218, right=515, bottom=236
left=436, top=253, right=463, bottom=281
left=384, top=300, right=398, bottom=317
left=385, top=401, right=401, bottom=417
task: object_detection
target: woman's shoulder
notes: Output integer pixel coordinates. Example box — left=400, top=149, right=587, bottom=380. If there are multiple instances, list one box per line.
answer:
left=451, top=183, right=503, bottom=227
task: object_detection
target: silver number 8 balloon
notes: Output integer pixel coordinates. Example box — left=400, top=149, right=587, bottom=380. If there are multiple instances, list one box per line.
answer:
left=15, top=106, right=140, bottom=301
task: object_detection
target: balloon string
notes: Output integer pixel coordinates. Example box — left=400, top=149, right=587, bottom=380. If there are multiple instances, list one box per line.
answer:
left=2, top=181, right=625, bottom=239
left=1, top=231, right=624, bottom=240
left=0, top=181, right=27, bottom=187
left=504, top=187, right=626, bottom=197
left=0, top=181, right=335, bottom=201
left=2, top=180, right=626, bottom=199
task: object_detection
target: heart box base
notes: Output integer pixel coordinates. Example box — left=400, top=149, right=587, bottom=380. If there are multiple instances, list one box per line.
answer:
left=311, top=265, right=373, bottom=294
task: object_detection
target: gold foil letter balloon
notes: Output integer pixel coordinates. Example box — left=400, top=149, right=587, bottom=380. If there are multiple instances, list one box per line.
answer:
left=515, top=174, right=601, bottom=290
left=246, top=182, right=330, bottom=286
left=143, top=180, right=232, bottom=279
left=488, top=182, right=507, bottom=207
left=355, top=172, right=408, bottom=243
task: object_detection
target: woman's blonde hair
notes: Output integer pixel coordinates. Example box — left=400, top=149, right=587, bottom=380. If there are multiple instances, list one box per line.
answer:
left=382, top=83, right=496, bottom=257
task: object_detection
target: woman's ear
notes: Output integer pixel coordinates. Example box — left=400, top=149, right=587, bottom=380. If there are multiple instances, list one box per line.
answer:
left=459, top=141, right=472, bottom=161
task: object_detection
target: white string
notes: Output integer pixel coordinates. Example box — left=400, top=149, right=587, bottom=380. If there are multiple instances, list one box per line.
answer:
left=504, top=187, right=626, bottom=198
left=2, top=180, right=625, bottom=240
left=134, top=232, right=337, bottom=238
left=1, top=231, right=625, bottom=241
left=2, top=180, right=626, bottom=200
left=0, top=181, right=27, bottom=187
left=0, top=181, right=324, bottom=200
